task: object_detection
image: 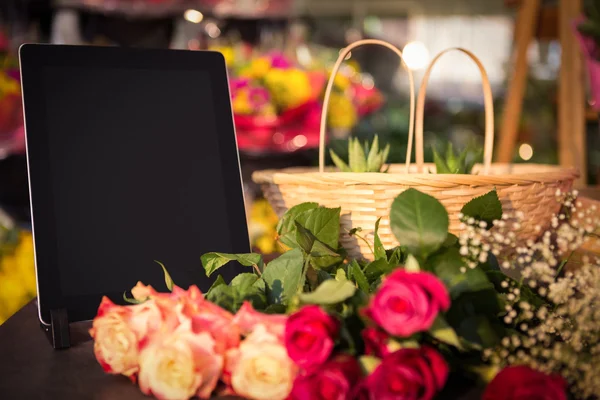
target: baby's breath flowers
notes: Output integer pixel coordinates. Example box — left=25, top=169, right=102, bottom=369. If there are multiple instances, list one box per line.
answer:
left=468, top=190, right=600, bottom=399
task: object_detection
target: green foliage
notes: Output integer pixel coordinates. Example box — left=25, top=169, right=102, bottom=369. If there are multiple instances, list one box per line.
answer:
left=330, top=136, right=391, bottom=172
left=432, top=142, right=482, bottom=174
left=460, top=190, right=502, bottom=226
left=201, top=252, right=263, bottom=277
left=298, top=279, right=357, bottom=305
left=390, top=188, right=449, bottom=261
left=429, top=316, right=464, bottom=350
left=262, top=248, right=305, bottom=305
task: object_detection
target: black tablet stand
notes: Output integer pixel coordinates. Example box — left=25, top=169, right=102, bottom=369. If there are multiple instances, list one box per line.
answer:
left=41, top=308, right=71, bottom=349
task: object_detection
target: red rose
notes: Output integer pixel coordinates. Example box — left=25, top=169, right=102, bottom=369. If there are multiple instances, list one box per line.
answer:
left=291, top=354, right=361, bottom=400
left=285, top=305, right=340, bottom=370
left=365, top=347, right=448, bottom=400
left=361, top=327, right=391, bottom=359
left=483, top=366, right=567, bottom=400
left=364, top=270, right=450, bottom=337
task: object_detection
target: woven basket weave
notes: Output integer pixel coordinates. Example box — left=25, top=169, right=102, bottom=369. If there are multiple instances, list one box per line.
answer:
left=253, top=40, right=579, bottom=260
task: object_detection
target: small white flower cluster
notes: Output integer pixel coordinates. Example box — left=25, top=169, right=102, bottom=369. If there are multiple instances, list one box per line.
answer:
left=473, top=190, right=600, bottom=398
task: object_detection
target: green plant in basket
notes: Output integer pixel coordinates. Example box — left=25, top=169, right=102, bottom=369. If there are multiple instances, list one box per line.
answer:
left=432, top=141, right=483, bottom=174
left=329, top=135, right=390, bottom=172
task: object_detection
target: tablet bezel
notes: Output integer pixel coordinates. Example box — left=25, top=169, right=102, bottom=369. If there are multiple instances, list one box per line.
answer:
left=19, top=44, right=250, bottom=326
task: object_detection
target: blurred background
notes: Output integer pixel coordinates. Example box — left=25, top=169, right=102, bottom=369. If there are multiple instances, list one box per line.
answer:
left=0, top=0, right=599, bottom=324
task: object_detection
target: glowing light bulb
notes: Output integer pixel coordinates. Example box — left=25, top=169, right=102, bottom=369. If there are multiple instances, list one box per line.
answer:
left=184, top=9, right=204, bottom=24
left=519, top=143, right=533, bottom=161
left=402, top=41, right=429, bottom=71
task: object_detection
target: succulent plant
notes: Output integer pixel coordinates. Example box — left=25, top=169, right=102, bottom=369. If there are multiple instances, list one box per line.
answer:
left=432, top=142, right=482, bottom=174
left=330, top=135, right=391, bottom=172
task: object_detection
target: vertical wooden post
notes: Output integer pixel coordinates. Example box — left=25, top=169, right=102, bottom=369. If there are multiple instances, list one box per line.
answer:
left=558, top=0, right=586, bottom=187
left=496, top=0, right=541, bottom=163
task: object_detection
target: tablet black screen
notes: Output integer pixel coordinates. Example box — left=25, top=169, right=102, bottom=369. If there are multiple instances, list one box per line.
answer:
left=39, top=65, right=237, bottom=297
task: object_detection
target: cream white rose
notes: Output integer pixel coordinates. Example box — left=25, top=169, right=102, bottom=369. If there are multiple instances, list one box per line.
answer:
left=138, top=322, right=223, bottom=400
left=227, top=324, right=297, bottom=400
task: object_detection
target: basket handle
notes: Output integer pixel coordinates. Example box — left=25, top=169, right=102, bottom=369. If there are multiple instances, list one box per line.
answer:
left=319, top=39, right=416, bottom=173
left=415, top=48, right=494, bottom=174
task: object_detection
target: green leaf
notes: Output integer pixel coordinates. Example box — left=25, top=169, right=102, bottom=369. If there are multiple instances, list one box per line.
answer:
left=309, top=240, right=343, bottom=270
left=387, top=247, right=404, bottom=265
left=298, top=279, right=356, bottom=305
left=276, top=202, right=319, bottom=235
left=123, top=292, right=145, bottom=304
left=456, top=315, right=503, bottom=349
left=206, top=284, right=237, bottom=312
left=373, top=218, right=386, bottom=260
left=405, top=254, right=420, bottom=272
left=348, top=260, right=370, bottom=293
left=330, top=149, right=352, bottom=172
left=335, top=268, right=347, bottom=281
left=359, top=356, right=381, bottom=375
left=390, top=189, right=449, bottom=260
left=294, top=221, right=316, bottom=253
left=430, top=316, right=464, bottom=350
left=433, top=147, right=452, bottom=174
left=264, top=304, right=287, bottom=314
left=349, top=138, right=367, bottom=172
left=364, top=258, right=395, bottom=282
left=230, top=273, right=260, bottom=292
left=367, top=135, right=380, bottom=171
left=296, top=207, right=341, bottom=249
left=425, top=247, right=493, bottom=299
left=201, top=253, right=263, bottom=277
left=461, top=190, right=502, bottom=226
left=155, top=260, right=174, bottom=291
left=262, top=248, right=305, bottom=305
left=208, top=275, right=226, bottom=292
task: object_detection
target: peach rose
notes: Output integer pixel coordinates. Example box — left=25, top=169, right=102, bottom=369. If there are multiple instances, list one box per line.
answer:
left=89, top=297, right=141, bottom=376
left=226, top=325, right=297, bottom=400
left=233, top=301, right=287, bottom=340
left=138, top=321, right=223, bottom=400
left=176, top=286, right=240, bottom=354
left=131, top=281, right=158, bottom=301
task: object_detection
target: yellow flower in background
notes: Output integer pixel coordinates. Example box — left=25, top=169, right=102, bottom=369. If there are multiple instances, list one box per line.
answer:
left=327, top=93, right=357, bottom=129
left=264, top=69, right=312, bottom=110
left=232, top=88, right=253, bottom=115
left=333, top=73, right=351, bottom=91
left=0, top=232, right=36, bottom=325
left=210, top=46, right=235, bottom=68
left=249, top=199, right=278, bottom=254
left=0, top=72, right=20, bottom=97
left=248, top=57, right=272, bottom=79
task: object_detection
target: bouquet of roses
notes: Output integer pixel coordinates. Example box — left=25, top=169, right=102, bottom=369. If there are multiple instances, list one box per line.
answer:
left=90, top=186, right=600, bottom=400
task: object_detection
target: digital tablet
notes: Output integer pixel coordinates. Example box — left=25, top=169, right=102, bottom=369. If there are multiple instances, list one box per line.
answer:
left=19, top=45, right=250, bottom=325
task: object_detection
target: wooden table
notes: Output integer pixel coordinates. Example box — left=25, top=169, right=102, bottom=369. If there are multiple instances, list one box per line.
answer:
left=0, top=301, right=239, bottom=400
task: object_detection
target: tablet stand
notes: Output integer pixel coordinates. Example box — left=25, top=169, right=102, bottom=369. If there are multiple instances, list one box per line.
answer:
left=41, top=308, right=71, bottom=349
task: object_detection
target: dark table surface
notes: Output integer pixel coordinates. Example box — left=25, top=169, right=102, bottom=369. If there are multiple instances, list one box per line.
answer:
left=0, top=301, right=240, bottom=400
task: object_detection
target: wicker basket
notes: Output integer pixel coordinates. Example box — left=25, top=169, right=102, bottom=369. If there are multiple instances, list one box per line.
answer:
left=253, top=40, right=579, bottom=260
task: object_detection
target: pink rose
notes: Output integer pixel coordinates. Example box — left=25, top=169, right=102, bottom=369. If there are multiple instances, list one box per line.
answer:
left=138, top=321, right=223, bottom=400
left=285, top=305, right=340, bottom=370
left=89, top=296, right=162, bottom=376
left=364, top=270, right=450, bottom=337
left=362, top=328, right=391, bottom=359
left=365, top=347, right=448, bottom=400
left=291, top=354, right=361, bottom=400
left=233, top=301, right=288, bottom=340
left=226, top=325, right=298, bottom=400
left=483, top=366, right=567, bottom=400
